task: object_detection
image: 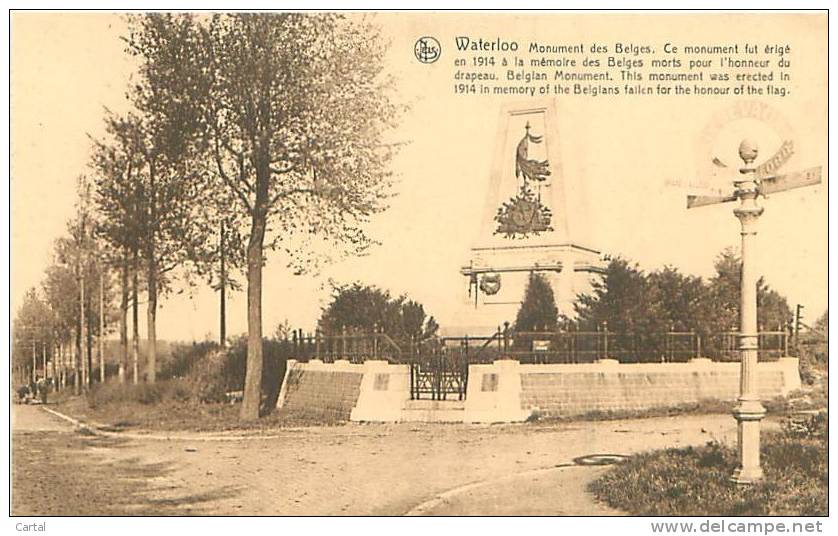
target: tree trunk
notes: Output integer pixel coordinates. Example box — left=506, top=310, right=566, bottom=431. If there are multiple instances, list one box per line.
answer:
left=74, top=329, right=81, bottom=395
left=99, top=266, right=105, bottom=383
left=241, top=213, right=266, bottom=420
left=86, top=310, right=93, bottom=386
left=146, top=254, right=157, bottom=383
left=119, top=254, right=129, bottom=383
left=60, top=343, right=66, bottom=390
left=52, top=345, right=58, bottom=390
left=57, top=343, right=63, bottom=391
left=42, top=344, right=48, bottom=386
left=146, top=160, right=157, bottom=383
left=220, top=220, right=227, bottom=347
left=78, top=270, right=86, bottom=392
left=241, top=152, right=269, bottom=421
left=56, top=343, right=61, bottom=391
left=132, top=250, right=140, bottom=385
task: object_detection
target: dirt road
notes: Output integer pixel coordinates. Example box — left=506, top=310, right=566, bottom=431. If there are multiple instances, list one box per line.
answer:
left=12, top=404, right=751, bottom=515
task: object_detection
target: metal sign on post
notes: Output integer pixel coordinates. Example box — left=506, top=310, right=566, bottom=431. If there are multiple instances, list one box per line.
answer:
left=687, top=138, right=822, bottom=485
left=532, top=340, right=550, bottom=352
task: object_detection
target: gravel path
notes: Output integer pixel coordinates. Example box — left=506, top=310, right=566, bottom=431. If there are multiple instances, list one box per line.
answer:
left=12, top=403, right=75, bottom=432
left=12, top=404, right=758, bottom=515
left=407, top=465, right=620, bottom=516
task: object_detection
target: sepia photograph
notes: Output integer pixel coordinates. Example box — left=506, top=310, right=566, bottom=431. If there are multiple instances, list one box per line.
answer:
left=7, top=6, right=829, bottom=525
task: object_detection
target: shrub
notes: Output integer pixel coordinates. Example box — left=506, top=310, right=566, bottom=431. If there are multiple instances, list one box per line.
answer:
left=87, top=380, right=194, bottom=407
left=169, top=380, right=194, bottom=402
left=219, top=336, right=288, bottom=413
left=319, top=283, right=439, bottom=342
left=159, top=341, right=221, bottom=380
left=84, top=338, right=288, bottom=411
left=187, top=349, right=231, bottom=404
left=514, top=272, right=558, bottom=333
left=797, top=340, right=827, bottom=385
left=781, top=411, right=828, bottom=440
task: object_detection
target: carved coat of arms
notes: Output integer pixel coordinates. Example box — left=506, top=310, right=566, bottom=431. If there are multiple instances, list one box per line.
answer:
left=494, top=123, right=553, bottom=238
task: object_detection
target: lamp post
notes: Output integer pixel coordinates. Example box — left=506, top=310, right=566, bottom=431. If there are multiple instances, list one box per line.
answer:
left=730, top=139, right=766, bottom=484
left=687, top=137, right=821, bottom=485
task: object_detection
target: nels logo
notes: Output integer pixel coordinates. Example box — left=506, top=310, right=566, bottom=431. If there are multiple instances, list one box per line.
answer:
left=414, top=36, right=441, bottom=64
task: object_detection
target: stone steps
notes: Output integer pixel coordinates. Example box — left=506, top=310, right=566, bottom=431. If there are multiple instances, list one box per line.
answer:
left=401, top=399, right=466, bottom=423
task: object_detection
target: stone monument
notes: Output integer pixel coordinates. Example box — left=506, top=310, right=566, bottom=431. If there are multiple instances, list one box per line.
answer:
left=459, top=99, right=606, bottom=332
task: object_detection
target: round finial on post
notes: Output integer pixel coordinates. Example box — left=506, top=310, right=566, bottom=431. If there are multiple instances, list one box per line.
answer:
left=738, top=139, right=759, bottom=164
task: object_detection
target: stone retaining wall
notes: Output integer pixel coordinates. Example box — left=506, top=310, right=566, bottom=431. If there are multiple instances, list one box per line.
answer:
left=276, top=360, right=364, bottom=421
left=276, top=357, right=802, bottom=424
left=517, top=358, right=800, bottom=418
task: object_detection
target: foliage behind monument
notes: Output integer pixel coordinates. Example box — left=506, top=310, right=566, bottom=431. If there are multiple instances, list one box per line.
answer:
left=574, top=249, right=793, bottom=337
left=319, top=283, right=439, bottom=343
left=514, top=272, right=559, bottom=332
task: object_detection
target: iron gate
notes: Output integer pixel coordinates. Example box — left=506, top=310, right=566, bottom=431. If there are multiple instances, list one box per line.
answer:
left=409, top=344, right=468, bottom=400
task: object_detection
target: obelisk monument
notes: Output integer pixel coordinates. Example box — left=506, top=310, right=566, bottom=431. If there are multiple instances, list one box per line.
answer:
left=459, top=99, right=606, bottom=332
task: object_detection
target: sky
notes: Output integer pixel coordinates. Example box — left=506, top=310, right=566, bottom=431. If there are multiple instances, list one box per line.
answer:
left=10, top=12, right=827, bottom=341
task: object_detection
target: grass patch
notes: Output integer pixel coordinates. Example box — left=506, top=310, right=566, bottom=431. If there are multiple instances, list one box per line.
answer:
left=87, top=379, right=195, bottom=407
left=532, top=398, right=757, bottom=423
left=589, top=413, right=828, bottom=516
left=45, top=337, right=304, bottom=433
left=577, top=399, right=733, bottom=421
left=53, top=393, right=347, bottom=433
left=52, top=377, right=350, bottom=433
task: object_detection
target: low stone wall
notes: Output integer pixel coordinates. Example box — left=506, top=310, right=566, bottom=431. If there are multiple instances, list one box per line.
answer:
left=276, top=359, right=364, bottom=421
left=467, top=357, right=800, bottom=421
left=277, top=357, right=802, bottom=424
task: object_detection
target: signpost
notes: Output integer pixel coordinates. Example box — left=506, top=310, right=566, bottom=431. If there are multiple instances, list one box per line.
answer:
left=687, top=138, right=822, bottom=484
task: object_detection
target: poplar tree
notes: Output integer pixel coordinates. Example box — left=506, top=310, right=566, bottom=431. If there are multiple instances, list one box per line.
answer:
left=197, top=14, right=398, bottom=419
left=126, top=13, right=400, bottom=418
left=123, top=14, right=214, bottom=382
left=91, top=112, right=145, bottom=383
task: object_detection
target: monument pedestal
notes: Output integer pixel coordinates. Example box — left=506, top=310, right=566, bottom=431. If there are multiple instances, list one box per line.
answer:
left=460, top=243, right=603, bottom=330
